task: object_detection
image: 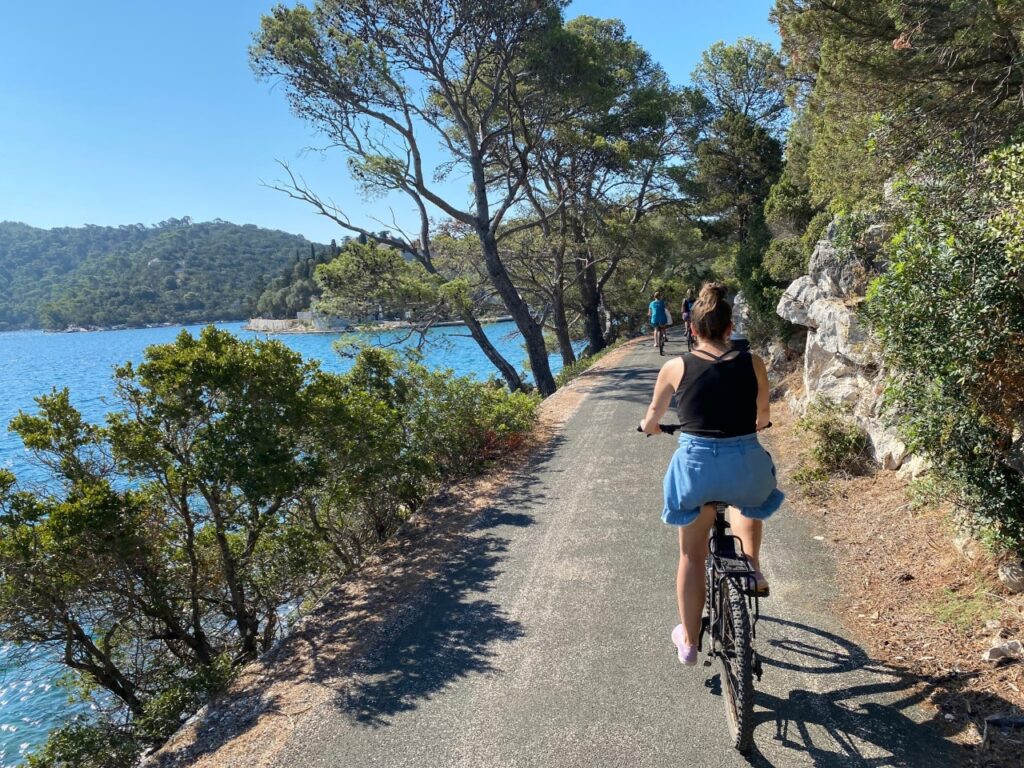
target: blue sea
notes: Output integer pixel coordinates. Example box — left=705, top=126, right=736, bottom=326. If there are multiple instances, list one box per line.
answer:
left=0, top=320, right=565, bottom=766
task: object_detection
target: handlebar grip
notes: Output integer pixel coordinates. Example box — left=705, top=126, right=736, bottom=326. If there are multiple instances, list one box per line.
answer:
left=637, top=423, right=682, bottom=434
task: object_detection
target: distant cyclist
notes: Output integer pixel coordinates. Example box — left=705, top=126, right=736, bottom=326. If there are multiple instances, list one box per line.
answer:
left=648, top=291, right=669, bottom=348
left=640, top=282, right=783, bottom=666
left=681, top=291, right=695, bottom=346
left=680, top=292, right=694, bottom=326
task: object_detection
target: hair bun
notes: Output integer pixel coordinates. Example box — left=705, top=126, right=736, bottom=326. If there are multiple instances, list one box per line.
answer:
left=699, top=282, right=727, bottom=304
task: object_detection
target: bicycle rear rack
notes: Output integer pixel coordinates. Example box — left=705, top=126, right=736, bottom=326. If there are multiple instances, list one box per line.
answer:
left=707, top=504, right=762, bottom=635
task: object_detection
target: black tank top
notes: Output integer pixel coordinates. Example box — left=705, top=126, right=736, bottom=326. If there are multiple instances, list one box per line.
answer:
left=675, top=350, right=758, bottom=437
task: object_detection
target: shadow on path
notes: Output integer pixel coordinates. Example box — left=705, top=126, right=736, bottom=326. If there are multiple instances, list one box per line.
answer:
left=149, top=436, right=561, bottom=766
left=322, top=438, right=561, bottom=727
left=709, top=616, right=968, bottom=767
left=334, top=505, right=532, bottom=727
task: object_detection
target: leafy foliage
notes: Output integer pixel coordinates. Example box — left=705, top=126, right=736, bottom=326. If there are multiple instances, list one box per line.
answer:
left=793, top=398, right=871, bottom=498
left=255, top=239, right=341, bottom=318
left=2, top=329, right=537, bottom=763
left=0, top=218, right=320, bottom=330
left=864, top=144, right=1024, bottom=548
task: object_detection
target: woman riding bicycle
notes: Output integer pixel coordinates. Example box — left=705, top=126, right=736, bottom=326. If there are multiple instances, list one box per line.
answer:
left=649, top=291, right=669, bottom=348
left=640, top=282, right=783, bottom=666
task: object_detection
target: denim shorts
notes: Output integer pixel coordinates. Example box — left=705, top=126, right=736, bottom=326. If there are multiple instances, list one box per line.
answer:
left=662, top=433, right=784, bottom=527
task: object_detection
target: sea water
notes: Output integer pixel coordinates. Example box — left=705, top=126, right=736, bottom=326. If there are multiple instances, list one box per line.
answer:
left=0, top=320, right=568, bottom=765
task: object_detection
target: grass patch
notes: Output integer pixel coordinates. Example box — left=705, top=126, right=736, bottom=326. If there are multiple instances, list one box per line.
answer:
left=791, top=464, right=833, bottom=499
left=922, top=582, right=1000, bottom=634
left=555, top=340, right=625, bottom=387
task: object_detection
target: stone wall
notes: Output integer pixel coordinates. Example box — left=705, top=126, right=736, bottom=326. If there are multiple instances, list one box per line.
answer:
left=775, top=221, right=921, bottom=473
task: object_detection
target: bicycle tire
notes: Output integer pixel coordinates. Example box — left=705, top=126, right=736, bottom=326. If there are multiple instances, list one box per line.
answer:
left=658, top=328, right=665, bottom=356
left=718, top=579, right=754, bottom=753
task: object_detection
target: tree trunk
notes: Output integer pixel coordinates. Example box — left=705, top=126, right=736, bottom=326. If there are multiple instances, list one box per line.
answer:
left=552, top=291, right=576, bottom=368
left=550, top=248, right=576, bottom=367
left=460, top=308, right=525, bottom=391
left=479, top=231, right=557, bottom=396
left=576, top=251, right=605, bottom=356
left=206, top=494, right=260, bottom=661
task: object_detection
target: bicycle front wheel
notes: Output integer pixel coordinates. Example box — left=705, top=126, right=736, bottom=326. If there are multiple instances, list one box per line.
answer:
left=718, top=578, right=754, bottom=752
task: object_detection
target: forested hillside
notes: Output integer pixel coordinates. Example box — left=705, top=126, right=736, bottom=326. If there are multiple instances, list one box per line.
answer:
left=0, top=218, right=320, bottom=330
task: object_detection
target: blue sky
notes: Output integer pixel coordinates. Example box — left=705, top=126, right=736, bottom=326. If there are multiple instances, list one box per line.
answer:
left=0, top=1, right=778, bottom=244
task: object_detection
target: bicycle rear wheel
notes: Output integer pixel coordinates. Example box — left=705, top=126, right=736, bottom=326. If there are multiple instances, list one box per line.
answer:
left=718, top=578, right=754, bottom=752
left=658, top=328, right=665, bottom=355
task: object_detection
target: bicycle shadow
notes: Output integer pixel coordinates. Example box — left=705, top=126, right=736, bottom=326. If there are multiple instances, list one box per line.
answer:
left=707, top=615, right=967, bottom=767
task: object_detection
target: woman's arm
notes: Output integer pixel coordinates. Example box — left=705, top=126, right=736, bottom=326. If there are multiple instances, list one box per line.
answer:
left=641, top=357, right=684, bottom=434
left=752, top=354, right=771, bottom=430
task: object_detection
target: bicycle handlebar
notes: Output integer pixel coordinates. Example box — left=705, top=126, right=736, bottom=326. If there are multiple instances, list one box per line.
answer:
left=636, top=422, right=772, bottom=436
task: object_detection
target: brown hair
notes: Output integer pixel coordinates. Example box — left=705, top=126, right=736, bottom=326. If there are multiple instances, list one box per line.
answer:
left=691, top=282, right=731, bottom=340
left=653, top=290, right=662, bottom=300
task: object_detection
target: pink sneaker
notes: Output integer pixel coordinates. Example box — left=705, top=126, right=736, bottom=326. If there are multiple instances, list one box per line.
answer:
left=671, top=624, right=698, bottom=666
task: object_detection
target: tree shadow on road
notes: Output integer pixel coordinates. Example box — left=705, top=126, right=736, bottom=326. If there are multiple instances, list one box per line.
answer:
left=333, top=506, right=531, bottom=727
left=721, top=615, right=974, bottom=767
left=147, top=435, right=561, bottom=765
left=327, top=439, right=563, bottom=728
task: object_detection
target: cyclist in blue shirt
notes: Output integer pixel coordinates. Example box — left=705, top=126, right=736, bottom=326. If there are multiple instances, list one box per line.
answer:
left=649, top=291, right=669, bottom=347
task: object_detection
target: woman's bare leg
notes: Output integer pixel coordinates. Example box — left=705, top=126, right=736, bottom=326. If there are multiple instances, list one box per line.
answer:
left=729, top=510, right=764, bottom=572
left=677, top=504, right=717, bottom=645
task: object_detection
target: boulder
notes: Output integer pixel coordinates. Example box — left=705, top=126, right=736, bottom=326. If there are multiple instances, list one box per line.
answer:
left=777, top=276, right=822, bottom=327
left=997, top=560, right=1024, bottom=593
left=803, top=331, right=867, bottom=406
left=806, top=299, right=875, bottom=366
left=864, top=422, right=910, bottom=470
left=897, top=454, right=931, bottom=479
left=808, top=233, right=878, bottom=299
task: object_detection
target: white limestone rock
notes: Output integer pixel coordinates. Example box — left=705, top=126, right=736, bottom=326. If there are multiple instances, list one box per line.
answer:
left=806, top=299, right=875, bottom=366
left=997, top=561, right=1024, bottom=594
left=864, top=422, right=910, bottom=470
left=777, top=276, right=822, bottom=328
left=897, top=454, right=932, bottom=479
left=803, top=331, right=868, bottom=406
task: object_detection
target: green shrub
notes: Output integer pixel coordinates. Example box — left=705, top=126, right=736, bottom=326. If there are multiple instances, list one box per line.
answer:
left=796, top=399, right=871, bottom=474
left=791, top=464, right=831, bottom=499
left=25, top=723, right=139, bottom=768
left=864, top=142, right=1024, bottom=551
left=2, top=334, right=539, bottom=761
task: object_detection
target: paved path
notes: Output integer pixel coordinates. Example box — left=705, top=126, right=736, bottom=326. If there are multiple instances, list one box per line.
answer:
left=272, top=343, right=954, bottom=767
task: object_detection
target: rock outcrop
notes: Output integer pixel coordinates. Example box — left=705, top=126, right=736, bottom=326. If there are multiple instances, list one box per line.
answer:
left=777, top=222, right=917, bottom=471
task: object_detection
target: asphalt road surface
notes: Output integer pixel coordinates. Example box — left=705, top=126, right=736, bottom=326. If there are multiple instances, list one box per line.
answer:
left=272, top=342, right=954, bottom=768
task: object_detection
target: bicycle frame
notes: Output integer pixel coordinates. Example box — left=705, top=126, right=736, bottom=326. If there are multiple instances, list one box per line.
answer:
left=700, top=504, right=762, bottom=657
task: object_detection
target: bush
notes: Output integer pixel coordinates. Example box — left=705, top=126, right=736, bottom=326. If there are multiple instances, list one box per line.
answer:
left=797, top=399, right=871, bottom=473
left=793, top=399, right=871, bottom=498
left=864, top=142, right=1024, bottom=551
left=25, top=723, right=139, bottom=768
left=2, top=333, right=539, bottom=761
left=554, top=341, right=623, bottom=387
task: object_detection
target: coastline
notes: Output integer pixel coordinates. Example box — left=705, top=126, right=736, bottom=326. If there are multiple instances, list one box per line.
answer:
left=241, top=316, right=514, bottom=335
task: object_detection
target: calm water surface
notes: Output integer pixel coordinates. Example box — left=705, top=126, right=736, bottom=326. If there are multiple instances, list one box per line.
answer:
left=0, top=320, right=563, bottom=766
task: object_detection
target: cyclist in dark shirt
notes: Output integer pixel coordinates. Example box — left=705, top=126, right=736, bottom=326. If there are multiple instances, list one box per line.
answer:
left=640, top=282, right=783, bottom=665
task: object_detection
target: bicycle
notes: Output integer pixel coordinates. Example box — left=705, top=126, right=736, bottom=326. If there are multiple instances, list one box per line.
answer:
left=682, top=318, right=694, bottom=352
left=638, top=422, right=768, bottom=753
left=655, top=324, right=667, bottom=356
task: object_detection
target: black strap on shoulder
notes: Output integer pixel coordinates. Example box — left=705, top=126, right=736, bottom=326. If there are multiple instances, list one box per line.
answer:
left=692, top=347, right=746, bottom=362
